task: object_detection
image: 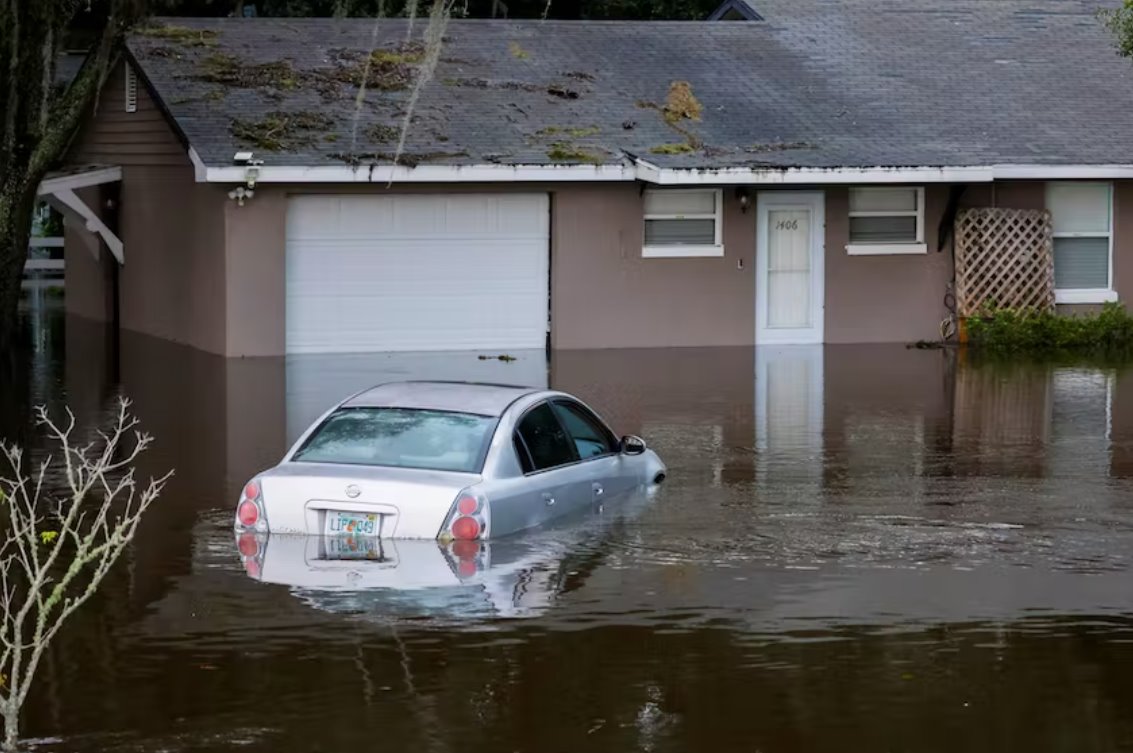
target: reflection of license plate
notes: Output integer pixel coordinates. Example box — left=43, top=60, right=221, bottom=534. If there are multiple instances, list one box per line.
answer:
left=323, top=535, right=384, bottom=560
left=325, top=511, right=379, bottom=536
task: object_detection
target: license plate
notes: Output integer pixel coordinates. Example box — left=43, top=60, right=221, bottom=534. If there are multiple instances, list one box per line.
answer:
left=323, top=535, right=385, bottom=560
left=325, top=510, right=379, bottom=537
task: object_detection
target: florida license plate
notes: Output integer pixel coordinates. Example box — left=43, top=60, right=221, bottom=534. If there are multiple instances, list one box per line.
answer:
left=323, top=535, right=385, bottom=560
left=325, top=510, right=379, bottom=537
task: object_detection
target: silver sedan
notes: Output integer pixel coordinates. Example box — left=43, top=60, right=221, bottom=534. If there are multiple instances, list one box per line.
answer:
left=233, top=381, right=667, bottom=540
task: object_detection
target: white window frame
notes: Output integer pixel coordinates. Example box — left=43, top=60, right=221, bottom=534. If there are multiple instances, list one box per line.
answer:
left=845, top=186, right=927, bottom=255
left=1047, top=182, right=1117, bottom=305
left=642, top=188, right=724, bottom=258
left=125, top=67, right=138, bottom=114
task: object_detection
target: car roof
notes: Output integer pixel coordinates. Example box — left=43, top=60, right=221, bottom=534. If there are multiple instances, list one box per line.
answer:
left=342, top=381, right=543, bottom=417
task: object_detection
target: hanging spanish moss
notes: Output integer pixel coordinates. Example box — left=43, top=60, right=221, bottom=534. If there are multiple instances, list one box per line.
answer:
left=389, top=0, right=451, bottom=184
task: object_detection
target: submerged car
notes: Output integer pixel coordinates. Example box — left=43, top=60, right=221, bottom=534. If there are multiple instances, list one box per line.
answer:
left=233, top=483, right=657, bottom=620
left=234, top=381, right=666, bottom=540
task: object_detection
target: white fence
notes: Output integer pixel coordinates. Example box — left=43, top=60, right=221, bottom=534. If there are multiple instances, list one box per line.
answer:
left=23, top=237, right=64, bottom=290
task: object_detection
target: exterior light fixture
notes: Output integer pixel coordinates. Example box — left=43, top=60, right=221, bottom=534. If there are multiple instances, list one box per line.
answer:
left=228, top=187, right=255, bottom=207
left=735, top=187, right=750, bottom=213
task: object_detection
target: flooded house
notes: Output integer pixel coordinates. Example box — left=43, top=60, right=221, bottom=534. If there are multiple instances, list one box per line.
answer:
left=45, top=0, right=1133, bottom=358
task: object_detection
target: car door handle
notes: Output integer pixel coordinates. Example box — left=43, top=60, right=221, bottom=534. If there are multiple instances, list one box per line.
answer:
left=542, top=492, right=555, bottom=506
left=593, top=483, right=604, bottom=498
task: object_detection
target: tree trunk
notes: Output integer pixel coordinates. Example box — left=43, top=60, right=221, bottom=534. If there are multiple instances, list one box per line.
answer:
left=2, top=699, right=19, bottom=753
left=0, top=182, right=35, bottom=356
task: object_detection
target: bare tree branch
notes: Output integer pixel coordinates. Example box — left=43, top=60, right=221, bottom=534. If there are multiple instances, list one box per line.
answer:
left=0, top=398, right=170, bottom=751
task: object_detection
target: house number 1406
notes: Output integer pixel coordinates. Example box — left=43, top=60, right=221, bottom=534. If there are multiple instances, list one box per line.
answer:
left=776, top=219, right=799, bottom=230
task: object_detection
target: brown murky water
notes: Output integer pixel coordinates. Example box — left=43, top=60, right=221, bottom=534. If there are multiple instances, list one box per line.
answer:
left=9, top=309, right=1133, bottom=752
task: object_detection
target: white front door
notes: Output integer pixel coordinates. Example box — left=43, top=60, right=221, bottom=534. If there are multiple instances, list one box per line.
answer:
left=756, top=192, right=825, bottom=344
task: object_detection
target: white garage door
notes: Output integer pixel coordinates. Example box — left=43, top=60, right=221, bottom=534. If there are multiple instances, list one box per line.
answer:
left=285, top=194, right=550, bottom=354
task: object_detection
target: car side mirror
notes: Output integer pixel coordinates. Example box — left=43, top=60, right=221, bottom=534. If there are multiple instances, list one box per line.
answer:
left=620, top=435, right=647, bottom=456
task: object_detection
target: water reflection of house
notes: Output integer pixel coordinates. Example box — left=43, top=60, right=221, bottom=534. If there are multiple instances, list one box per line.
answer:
left=951, top=360, right=1055, bottom=477
left=951, top=359, right=1116, bottom=480
left=552, top=347, right=757, bottom=489
left=746, top=346, right=1123, bottom=488
left=1109, top=371, right=1133, bottom=478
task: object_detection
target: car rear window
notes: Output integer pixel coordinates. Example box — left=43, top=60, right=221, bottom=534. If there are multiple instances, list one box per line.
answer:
left=292, top=408, right=496, bottom=473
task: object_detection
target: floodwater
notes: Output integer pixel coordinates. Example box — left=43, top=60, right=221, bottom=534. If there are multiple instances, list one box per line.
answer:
left=9, top=308, right=1133, bottom=752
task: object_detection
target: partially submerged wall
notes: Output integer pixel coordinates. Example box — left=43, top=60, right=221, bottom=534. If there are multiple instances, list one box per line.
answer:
left=66, top=59, right=229, bottom=355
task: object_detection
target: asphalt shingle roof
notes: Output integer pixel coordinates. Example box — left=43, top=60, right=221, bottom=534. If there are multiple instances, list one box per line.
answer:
left=131, top=1, right=1133, bottom=170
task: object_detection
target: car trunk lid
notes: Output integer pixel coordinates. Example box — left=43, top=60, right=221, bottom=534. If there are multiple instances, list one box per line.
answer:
left=260, top=462, right=479, bottom=539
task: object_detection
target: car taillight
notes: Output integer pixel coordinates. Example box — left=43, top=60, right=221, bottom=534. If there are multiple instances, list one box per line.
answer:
left=237, top=532, right=260, bottom=557
left=236, top=478, right=269, bottom=532
left=452, top=539, right=479, bottom=559
left=237, top=500, right=259, bottom=526
left=452, top=516, right=481, bottom=540
left=457, top=495, right=479, bottom=515
left=441, top=489, right=488, bottom=543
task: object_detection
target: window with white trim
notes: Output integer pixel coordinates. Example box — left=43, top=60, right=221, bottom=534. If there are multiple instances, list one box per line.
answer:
left=1046, top=182, right=1114, bottom=302
left=642, top=188, right=723, bottom=258
left=846, top=186, right=926, bottom=255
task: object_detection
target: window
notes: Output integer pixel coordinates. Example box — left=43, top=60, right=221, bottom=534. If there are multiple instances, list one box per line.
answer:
left=642, top=189, right=723, bottom=258
left=292, top=408, right=496, bottom=473
left=552, top=400, right=618, bottom=459
left=515, top=403, right=578, bottom=472
left=1046, top=182, right=1115, bottom=303
left=514, top=435, right=535, bottom=474
left=124, top=67, right=138, bottom=114
left=846, top=186, right=926, bottom=255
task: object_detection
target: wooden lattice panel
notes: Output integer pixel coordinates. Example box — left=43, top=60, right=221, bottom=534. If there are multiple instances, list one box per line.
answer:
left=954, top=208, right=1054, bottom=317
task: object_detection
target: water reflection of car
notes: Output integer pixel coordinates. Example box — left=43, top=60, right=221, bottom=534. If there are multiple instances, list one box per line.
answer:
left=234, top=489, right=655, bottom=619
left=233, top=381, right=666, bottom=541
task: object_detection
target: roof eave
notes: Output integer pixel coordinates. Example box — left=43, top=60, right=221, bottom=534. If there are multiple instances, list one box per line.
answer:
left=188, top=158, right=1133, bottom=186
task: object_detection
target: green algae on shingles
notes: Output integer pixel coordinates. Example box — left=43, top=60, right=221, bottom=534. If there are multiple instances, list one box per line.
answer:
left=366, top=124, right=401, bottom=143
left=195, top=53, right=302, bottom=90
left=637, top=81, right=706, bottom=153
left=650, top=142, right=695, bottom=155
left=536, top=125, right=599, bottom=138
left=325, top=43, right=425, bottom=91
left=230, top=111, right=335, bottom=152
left=136, top=25, right=219, bottom=48
left=369, top=45, right=425, bottom=66
left=190, top=43, right=424, bottom=97
left=546, top=142, right=606, bottom=165
left=168, top=88, right=225, bottom=105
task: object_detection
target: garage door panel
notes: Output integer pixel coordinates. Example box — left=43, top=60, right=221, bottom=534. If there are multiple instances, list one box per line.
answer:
left=286, top=194, right=549, bottom=354
left=494, top=195, right=552, bottom=233
left=287, top=242, right=545, bottom=288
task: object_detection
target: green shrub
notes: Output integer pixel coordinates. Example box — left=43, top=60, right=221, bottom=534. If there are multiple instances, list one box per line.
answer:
left=966, top=303, right=1133, bottom=354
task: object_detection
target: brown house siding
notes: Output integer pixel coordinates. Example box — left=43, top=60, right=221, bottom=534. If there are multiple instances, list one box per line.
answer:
left=69, top=61, right=186, bottom=167
left=959, top=181, right=1045, bottom=211
left=823, top=185, right=953, bottom=345
left=65, top=60, right=230, bottom=355
left=224, top=189, right=288, bottom=357
left=551, top=184, right=755, bottom=350
left=63, top=186, right=116, bottom=322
